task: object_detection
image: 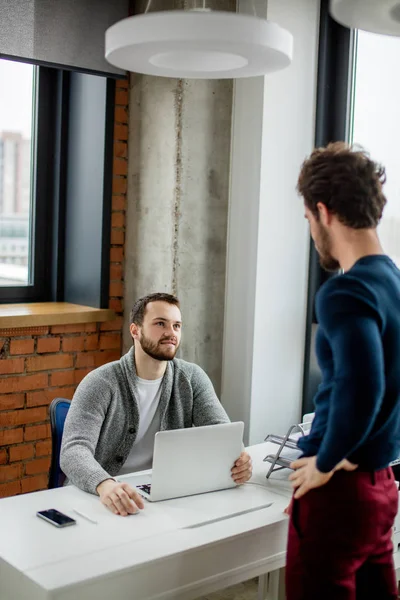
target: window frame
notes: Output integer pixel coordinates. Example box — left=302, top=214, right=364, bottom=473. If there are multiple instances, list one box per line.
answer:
left=0, top=60, right=115, bottom=308
left=301, top=0, right=356, bottom=415
left=0, top=64, right=56, bottom=302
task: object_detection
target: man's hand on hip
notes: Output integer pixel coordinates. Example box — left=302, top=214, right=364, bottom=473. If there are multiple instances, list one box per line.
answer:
left=231, top=451, right=252, bottom=484
left=289, top=456, right=333, bottom=499
left=289, top=456, right=358, bottom=501
left=333, top=458, right=358, bottom=472
left=96, top=479, right=145, bottom=516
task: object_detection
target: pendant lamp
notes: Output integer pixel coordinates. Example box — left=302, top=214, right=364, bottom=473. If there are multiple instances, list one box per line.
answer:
left=330, top=0, right=400, bottom=36
left=105, top=8, right=293, bottom=79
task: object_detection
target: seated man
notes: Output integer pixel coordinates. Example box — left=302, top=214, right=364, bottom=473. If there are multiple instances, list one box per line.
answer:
left=61, top=292, right=252, bottom=516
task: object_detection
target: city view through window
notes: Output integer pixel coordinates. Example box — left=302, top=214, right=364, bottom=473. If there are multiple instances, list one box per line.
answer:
left=351, top=31, right=400, bottom=267
left=0, top=58, right=34, bottom=287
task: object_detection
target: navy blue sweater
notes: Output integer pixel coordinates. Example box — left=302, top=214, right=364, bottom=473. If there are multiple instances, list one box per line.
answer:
left=298, top=255, right=400, bottom=473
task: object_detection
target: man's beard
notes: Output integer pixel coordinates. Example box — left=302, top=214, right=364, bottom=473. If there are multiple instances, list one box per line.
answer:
left=315, top=223, right=340, bottom=272
left=138, top=332, right=179, bottom=361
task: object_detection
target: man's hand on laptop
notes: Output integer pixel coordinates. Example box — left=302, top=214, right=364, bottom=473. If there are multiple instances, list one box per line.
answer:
left=231, top=451, right=252, bottom=484
left=96, top=479, right=145, bottom=516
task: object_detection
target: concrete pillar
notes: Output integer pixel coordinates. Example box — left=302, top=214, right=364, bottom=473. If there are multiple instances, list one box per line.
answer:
left=124, top=0, right=235, bottom=393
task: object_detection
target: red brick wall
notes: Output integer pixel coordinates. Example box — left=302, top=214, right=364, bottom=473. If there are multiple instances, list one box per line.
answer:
left=0, top=79, right=128, bottom=498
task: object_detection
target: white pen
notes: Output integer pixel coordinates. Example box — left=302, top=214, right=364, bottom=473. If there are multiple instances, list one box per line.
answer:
left=72, top=508, right=98, bottom=524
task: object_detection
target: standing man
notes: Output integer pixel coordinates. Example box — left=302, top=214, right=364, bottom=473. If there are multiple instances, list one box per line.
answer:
left=61, top=293, right=252, bottom=516
left=286, top=142, right=400, bottom=599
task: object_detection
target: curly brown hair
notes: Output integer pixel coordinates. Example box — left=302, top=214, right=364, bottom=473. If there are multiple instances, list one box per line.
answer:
left=297, top=142, right=387, bottom=229
left=130, top=293, right=180, bottom=326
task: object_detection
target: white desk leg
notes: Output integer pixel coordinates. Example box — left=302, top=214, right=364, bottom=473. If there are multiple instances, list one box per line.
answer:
left=258, top=569, right=285, bottom=600
left=258, top=574, right=268, bottom=600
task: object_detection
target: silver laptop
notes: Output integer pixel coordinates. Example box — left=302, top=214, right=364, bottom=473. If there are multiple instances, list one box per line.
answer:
left=133, top=422, right=244, bottom=502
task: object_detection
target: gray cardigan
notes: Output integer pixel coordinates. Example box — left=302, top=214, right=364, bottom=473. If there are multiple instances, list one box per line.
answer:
left=60, top=347, right=229, bottom=494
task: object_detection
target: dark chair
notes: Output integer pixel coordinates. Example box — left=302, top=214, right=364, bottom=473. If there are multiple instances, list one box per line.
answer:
left=48, top=398, right=71, bottom=489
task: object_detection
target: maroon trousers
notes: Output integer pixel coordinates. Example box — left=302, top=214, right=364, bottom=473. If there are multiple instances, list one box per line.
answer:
left=286, top=468, right=399, bottom=600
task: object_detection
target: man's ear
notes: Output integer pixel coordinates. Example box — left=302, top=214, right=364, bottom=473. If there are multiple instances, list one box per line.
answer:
left=130, top=323, right=140, bottom=341
left=316, top=202, right=332, bottom=227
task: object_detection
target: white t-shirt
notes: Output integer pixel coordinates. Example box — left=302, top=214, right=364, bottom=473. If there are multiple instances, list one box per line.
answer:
left=118, top=375, right=163, bottom=475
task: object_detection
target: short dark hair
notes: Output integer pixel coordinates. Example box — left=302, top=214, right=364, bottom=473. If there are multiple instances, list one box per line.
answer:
left=130, top=293, right=180, bottom=326
left=297, top=142, right=387, bottom=228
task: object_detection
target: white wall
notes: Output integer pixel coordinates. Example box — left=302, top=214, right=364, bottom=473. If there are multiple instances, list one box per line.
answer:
left=221, top=0, right=319, bottom=444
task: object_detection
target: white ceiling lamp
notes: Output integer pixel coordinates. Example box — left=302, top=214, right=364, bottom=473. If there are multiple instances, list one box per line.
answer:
left=105, top=5, right=293, bottom=79
left=330, top=0, right=400, bottom=36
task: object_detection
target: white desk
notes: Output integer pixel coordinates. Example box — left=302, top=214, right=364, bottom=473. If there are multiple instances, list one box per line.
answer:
left=2, top=442, right=399, bottom=600
left=0, top=443, right=292, bottom=600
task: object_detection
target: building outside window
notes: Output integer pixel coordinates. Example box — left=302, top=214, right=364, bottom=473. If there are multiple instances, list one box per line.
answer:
left=0, top=58, right=35, bottom=286
left=350, top=30, right=400, bottom=266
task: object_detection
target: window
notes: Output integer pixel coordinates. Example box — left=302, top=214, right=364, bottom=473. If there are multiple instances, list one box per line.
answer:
left=0, top=56, right=115, bottom=306
left=0, top=58, right=116, bottom=307
left=0, top=59, right=35, bottom=287
left=0, top=58, right=54, bottom=303
left=350, top=31, right=400, bottom=266
left=303, top=3, right=400, bottom=414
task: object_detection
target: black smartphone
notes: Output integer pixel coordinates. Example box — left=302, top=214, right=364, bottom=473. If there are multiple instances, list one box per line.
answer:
left=36, top=509, right=76, bottom=528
